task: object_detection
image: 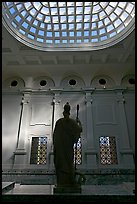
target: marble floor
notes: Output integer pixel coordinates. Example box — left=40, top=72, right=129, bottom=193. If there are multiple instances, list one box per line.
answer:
left=2, top=182, right=135, bottom=195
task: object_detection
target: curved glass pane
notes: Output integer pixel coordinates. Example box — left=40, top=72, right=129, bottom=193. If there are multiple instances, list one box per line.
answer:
left=2, top=2, right=135, bottom=51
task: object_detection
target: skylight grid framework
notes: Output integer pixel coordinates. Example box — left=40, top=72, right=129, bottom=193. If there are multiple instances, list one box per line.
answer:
left=2, top=2, right=135, bottom=51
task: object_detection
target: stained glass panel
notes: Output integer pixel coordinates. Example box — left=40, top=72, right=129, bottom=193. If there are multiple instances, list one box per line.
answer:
left=30, top=136, right=47, bottom=164
left=99, top=136, right=118, bottom=165
left=74, top=138, right=82, bottom=165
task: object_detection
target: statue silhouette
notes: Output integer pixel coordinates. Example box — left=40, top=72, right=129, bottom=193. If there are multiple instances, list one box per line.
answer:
left=53, top=102, right=82, bottom=187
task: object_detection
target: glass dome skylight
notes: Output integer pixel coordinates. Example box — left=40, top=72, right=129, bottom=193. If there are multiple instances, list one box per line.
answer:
left=2, top=2, right=135, bottom=51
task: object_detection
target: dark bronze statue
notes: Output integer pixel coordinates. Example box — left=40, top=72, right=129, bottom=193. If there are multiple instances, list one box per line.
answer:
left=53, top=102, right=82, bottom=188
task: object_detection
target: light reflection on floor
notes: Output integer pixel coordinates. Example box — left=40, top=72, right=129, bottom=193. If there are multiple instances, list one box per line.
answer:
left=2, top=182, right=135, bottom=195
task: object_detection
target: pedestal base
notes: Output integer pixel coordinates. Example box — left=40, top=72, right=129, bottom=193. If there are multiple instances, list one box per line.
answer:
left=53, top=185, right=81, bottom=194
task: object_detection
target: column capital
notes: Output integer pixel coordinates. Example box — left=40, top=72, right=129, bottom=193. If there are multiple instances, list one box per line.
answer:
left=116, top=92, right=126, bottom=103
left=53, top=94, right=61, bottom=105
left=21, top=93, right=31, bottom=104
left=85, top=92, right=93, bottom=104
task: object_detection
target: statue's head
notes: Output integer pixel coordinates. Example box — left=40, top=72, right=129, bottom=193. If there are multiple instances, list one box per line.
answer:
left=63, top=102, right=70, bottom=116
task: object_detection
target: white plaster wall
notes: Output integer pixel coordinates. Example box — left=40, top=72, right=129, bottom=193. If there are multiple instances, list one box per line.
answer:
left=2, top=90, right=135, bottom=170
left=92, top=93, right=121, bottom=168
left=26, top=94, right=53, bottom=169
left=2, top=94, right=22, bottom=168
left=124, top=92, right=135, bottom=158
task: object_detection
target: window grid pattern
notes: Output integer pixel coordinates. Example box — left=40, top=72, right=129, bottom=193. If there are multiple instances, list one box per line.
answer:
left=74, top=138, right=82, bottom=165
left=99, top=136, right=118, bottom=165
left=2, top=2, right=135, bottom=50
left=30, top=137, right=47, bottom=165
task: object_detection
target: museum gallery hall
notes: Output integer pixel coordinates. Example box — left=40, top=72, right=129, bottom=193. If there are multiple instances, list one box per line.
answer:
left=2, top=2, right=135, bottom=202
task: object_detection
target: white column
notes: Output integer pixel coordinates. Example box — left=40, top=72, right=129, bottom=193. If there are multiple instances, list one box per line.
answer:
left=85, top=92, right=97, bottom=169
left=13, top=92, right=31, bottom=169
left=116, top=91, right=134, bottom=168
left=50, top=93, right=61, bottom=143
left=49, top=92, right=61, bottom=169
left=54, top=93, right=62, bottom=125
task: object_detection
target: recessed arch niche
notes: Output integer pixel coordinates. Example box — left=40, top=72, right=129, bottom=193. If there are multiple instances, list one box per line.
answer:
left=32, top=76, right=55, bottom=89
left=121, top=74, right=135, bottom=88
left=2, top=76, right=25, bottom=90
left=60, top=75, right=85, bottom=89
left=91, top=75, right=115, bottom=89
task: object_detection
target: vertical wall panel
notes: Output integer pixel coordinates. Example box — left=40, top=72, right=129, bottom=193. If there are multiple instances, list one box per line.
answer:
left=2, top=94, right=22, bottom=168
left=27, top=94, right=53, bottom=169
left=124, top=92, right=135, bottom=159
left=92, top=92, right=120, bottom=168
